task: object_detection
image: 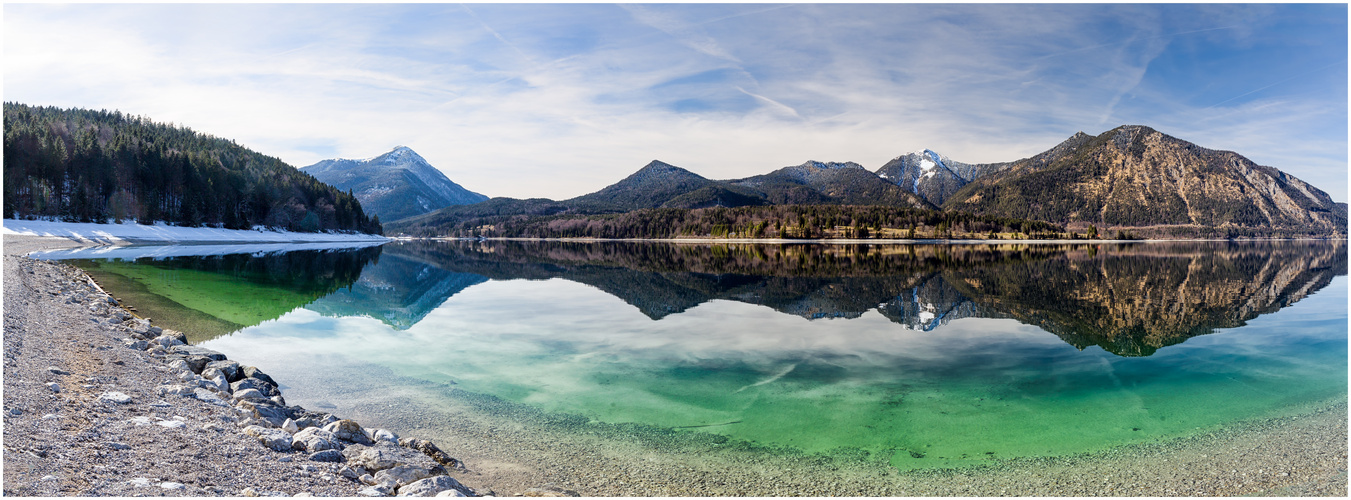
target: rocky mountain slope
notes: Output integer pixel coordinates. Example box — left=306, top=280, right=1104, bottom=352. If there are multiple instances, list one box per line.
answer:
left=301, top=147, right=487, bottom=222
left=942, top=126, right=1347, bottom=236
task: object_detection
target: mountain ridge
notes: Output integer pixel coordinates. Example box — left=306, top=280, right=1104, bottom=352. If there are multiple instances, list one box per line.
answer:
left=301, top=146, right=488, bottom=222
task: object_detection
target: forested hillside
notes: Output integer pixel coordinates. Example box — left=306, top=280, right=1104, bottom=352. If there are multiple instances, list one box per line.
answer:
left=3, top=103, right=382, bottom=234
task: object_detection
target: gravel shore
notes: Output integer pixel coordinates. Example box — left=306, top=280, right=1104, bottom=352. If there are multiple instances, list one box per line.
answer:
left=3, top=235, right=474, bottom=497
left=3, top=233, right=1347, bottom=496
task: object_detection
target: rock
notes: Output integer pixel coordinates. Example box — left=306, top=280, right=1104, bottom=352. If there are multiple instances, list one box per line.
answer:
left=123, top=339, right=149, bottom=350
left=147, top=325, right=163, bottom=336
left=345, top=443, right=438, bottom=473
left=291, top=427, right=342, bottom=453
left=45, top=382, right=60, bottom=393
left=166, top=359, right=192, bottom=373
left=282, top=418, right=299, bottom=434
left=241, top=366, right=278, bottom=387
left=156, top=419, right=187, bottom=429
left=324, top=419, right=374, bottom=445
left=151, top=334, right=185, bottom=348
left=98, top=391, right=132, bottom=404
left=400, top=438, right=462, bottom=470
left=241, top=487, right=259, bottom=497
left=168, top=344, right=227, bottom=362
left=434, top=489, right=468, bottom=497
left=46, top=366, right=70, bottom=376
left=309, top=449, right=345, bottom=462
left=192, top=388, right=229, bottom=406
left=360, top=474, right=377, bottom=485
left=358, top=485, right=394, bottom=497
left=341, top=466, right=369, bottom=480
left=160, top=482, right=187, bottom=490
left=106, top=442, right=131, bottom=450
left=158, top=384, right=195, bottom=396
left=235, top=400, right=295, bottom=427
left=243, top=425, right=294, bottom=452
left=204, top=373, right=230, bottom=393
left=231, top=377, right=280, bottom=398
left=8, top=408, right=22, bottom=416
left=205, top=360, right=243, bottom=382
left=233, top=388, right=268, bottom=402
left=371, top=428, right=399, bottom=444
left=373, top=465, right=437, bottom=489
left=397, top=476, right=474, bottom=497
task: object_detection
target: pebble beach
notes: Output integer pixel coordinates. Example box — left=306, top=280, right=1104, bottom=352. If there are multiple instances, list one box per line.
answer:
left=3, top=233, right=1347, bottom=496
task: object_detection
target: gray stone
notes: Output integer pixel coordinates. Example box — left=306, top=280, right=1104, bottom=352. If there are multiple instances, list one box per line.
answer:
left=282, top=418, right=299, bottom=434
left=230, top=377, right=280, bottom=398
left=400, top=438, right=462, bottom=470
left=106, top=442, right=131, bottom=450
left=158, top=384, right=195, bottom=396
left=204, top=373, right=229, bottom=393
left=151, top=334, right=185, bottom=348
left=292, top=427, right=342, bottom=453
left=434, top=490, right=468, bottom=497
left=308, top=449, right=344, bottom=462
left=46, top=366, right=70, bottom=376
left=45, top=382, right=60, bottom=393
left=147, top=325, right=163, bottom=335
left=193, top=388, right=229, bottom=406
left=374, top=465, right=437, bottom=489
left=205, top=360, right=243, bottom=382
left=358, top=485, right=393, bottom=497
left=397, top=476, right=474, bottom=497
left=237, top=401, right=294, bottom=427
left=372, top=428, right=399, bottom=444
left=344, top=443, right=438, bottom=473
left=324, top=419, right=374, bottom=445
left=168, top=344, right=227, bottom=362
left=98, top=391, right=132, bottom=404
left=240, top=366, right=278, bottom=387
left=233, top=388, right=267, bottom=402
left=243, top=425, right=294, bottom=452
left=123, top=339, right=149, bottom=351
left=159, top=481, right=187, bottom=490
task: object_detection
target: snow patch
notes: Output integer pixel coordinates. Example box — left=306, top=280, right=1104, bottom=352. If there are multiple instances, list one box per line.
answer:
left=3, top=219, right=388, bottom=245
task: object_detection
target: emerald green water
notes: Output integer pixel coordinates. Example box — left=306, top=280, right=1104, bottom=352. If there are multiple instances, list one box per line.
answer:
left=54, top=240, right=1348, bottom=469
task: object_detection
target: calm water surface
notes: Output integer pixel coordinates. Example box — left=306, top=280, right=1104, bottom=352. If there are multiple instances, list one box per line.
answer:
left=58, top=240, right=1348, bottom=469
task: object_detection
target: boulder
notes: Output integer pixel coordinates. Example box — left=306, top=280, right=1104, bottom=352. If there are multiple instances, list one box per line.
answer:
left=324, top=419, right=374, bottom=445
left=372, top=465, right=437, bottom=489
left=371, top=428, right=399, bottom=444
left=397, top=476, right=474, bottom=497
left=282, top=418, right=299, bottom=434
left=157, top=384, right=195, bottom=396
left=168, top=344, right=227, bottom=362
left=357, top=485, right=393, bottom=497
left=400, top=438, right=462, bottom=470
left=205, top=360, right=243, bottom=383
left=235, top=400, right=297, bottom=427
left=233, top=388, right=268, bottom=402
left=343, top=443, right=440, bottom=473
left=193, top=388, right=229, bottom=406
left=308, top=449, right=344, bottom=462
left=291, top=427, right=342, bottom=453
left=123, top=339, right=149, bottom=351
left=243, top=425, right=294, bottom=452
left=230, top=377, right=280, bottom=398
left=151, top=334, right=185, bottom=348
left=240, top=366, right=278, bottom=387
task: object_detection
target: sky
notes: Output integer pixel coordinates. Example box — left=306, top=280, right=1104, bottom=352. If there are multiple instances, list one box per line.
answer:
left=5, top=3, right=1347, bottom=202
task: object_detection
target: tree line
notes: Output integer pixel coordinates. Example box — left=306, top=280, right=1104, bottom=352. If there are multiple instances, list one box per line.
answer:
left=390, top=204, right=1092, bottom=240
left=3, top=103, right=381, bottom=234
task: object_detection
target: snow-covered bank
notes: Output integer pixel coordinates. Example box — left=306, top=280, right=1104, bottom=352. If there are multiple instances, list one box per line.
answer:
left=29, top=241, right=387, bottom=261
left=2, top=219, right=389, bottom=245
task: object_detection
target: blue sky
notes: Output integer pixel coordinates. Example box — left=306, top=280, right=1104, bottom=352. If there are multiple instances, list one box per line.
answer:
left=5, top=3, right=1347, bottom=201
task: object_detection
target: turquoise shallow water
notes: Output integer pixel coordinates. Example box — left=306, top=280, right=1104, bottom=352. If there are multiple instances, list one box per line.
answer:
left=62, top=240, right=1349, bottom=469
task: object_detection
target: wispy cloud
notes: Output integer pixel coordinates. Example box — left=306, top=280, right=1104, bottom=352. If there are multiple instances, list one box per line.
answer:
left=5, top=4, right=1344, bottom=201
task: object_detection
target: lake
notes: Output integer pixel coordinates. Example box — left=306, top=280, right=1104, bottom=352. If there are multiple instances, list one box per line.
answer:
left=50, top=239, right=1348, bottom=493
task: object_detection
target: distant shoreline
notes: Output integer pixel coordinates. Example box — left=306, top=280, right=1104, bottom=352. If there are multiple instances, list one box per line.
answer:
left=395, top=235, right=1348, bottom=244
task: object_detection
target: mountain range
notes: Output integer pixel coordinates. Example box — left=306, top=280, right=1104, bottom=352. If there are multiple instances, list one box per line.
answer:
left=300, top=146, right=488, bottom=222
left=377, top=125, right=1345, bottom=238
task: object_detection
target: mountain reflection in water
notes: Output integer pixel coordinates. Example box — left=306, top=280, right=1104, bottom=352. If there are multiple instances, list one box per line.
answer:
left=310, top=239, right=1345, bottom=357
left=63, top=239, right=1346, bottom=357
